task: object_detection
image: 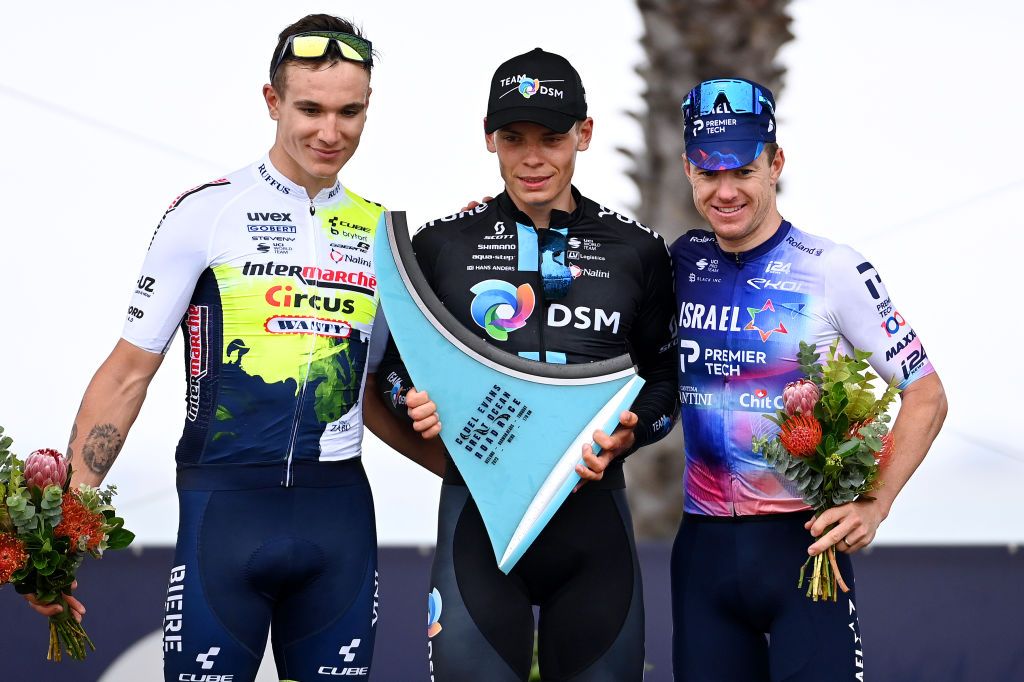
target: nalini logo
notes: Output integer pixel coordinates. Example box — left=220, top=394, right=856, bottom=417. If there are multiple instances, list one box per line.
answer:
left=469, top=280, right=535, bottom=341
left=427, top=588, right=443, bottom=638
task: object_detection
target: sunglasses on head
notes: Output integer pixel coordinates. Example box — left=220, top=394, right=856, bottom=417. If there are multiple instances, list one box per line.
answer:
left=681, top=79, right=774, bottom=125
left=270, top=31, right=373, bottom=83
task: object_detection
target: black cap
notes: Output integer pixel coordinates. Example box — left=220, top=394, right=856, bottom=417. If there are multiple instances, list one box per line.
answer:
left=485, top=48, right=587, bottom=134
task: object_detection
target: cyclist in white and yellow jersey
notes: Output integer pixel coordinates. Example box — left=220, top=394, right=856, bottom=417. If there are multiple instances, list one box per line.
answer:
left=23, top=14, right=443, bottom=681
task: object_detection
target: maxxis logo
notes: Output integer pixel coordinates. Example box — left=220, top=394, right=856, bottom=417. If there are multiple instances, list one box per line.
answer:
left=469, top=280, right=535, bottom=341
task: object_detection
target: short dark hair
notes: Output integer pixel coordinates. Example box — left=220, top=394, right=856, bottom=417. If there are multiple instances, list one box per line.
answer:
left=764, top=142, right=779, bottom=164
left=270, top=14, right=373, bottom=93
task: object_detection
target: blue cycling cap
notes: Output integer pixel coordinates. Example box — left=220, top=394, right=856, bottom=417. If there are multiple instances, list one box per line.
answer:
left=681, top=78, right=776, bottom=170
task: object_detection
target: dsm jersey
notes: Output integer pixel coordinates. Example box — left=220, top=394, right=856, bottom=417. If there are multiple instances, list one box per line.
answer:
left=671, top=221, right=934, bottom=516
left=409, top=188, right=678, bottom=449
left=122, top=156, right=387, bottom=473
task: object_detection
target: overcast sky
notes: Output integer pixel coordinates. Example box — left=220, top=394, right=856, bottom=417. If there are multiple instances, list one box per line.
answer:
left=0, top=0, right=1020, bottom=545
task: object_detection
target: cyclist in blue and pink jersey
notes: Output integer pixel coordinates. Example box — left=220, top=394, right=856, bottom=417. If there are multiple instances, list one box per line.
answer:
left=668, top=78, right=947, bottom=681
left=23, top=14, right=443, bottom=681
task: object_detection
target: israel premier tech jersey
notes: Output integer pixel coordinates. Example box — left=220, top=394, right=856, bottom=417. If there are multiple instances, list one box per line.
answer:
left=122, top=155, right=386, bottom=476
left=671, top=221, right=934, bottom=516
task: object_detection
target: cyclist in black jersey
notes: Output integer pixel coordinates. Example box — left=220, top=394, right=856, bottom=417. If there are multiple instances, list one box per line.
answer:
left=23, top=14, right=444, bottom=681
left=378, top=48, right=678, bottom=681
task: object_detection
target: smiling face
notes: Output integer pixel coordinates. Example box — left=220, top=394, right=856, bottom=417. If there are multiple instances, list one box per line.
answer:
left=684, top=146, right=786, bottom=252
left=263, top=60, right=371, bottom=197
left=485, top=118, right=592, bottom=227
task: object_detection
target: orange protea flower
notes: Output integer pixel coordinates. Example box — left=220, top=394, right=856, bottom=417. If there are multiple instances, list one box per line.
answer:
left=877, top=433, right=895, bottom=465
left=779, top=414, right=822, bottom=457
left=55, top=494, right=104, bottom=551
left=846, top=417, right=874, bottom=440
left=0, top=533, right=28, bottom=583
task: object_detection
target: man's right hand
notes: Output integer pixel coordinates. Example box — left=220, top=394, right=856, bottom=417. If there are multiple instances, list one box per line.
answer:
left=406, top=388, right=442, bottom=439
left=460, top=196, right=494, bottom=212
left=24, top=581, right=85, bottom=623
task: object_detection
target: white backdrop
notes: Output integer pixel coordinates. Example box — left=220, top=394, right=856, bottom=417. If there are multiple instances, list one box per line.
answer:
left=0, top=0, right=1019, bottom=546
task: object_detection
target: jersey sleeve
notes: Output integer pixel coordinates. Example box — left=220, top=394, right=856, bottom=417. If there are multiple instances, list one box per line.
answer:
left=120, top=196, right=215, bottom=354
left=625, top=237, right=680, bottom=449
left=366, top=305, right=389, bottom=373
left=825, top=245, right=935, bottom=389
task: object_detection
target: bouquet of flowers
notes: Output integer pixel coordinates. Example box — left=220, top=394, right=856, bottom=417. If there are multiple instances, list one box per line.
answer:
left=752, top=340, right=899, bottom=602
left=0, top=425, right=134, bottom=661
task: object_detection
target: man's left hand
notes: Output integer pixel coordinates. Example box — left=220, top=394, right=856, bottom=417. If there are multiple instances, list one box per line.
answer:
left=806, top=499, right=887, bottom=555
left=574, top=411, right=638, bottom=492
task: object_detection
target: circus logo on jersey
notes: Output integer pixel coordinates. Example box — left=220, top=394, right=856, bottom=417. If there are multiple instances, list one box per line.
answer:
left=469, top=280, right=535, bottom=341
left=744, top=299, right=789, bottom=342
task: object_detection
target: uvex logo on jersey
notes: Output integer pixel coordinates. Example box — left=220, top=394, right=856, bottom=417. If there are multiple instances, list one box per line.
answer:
left=247, top=209, right=296, bottom=234
left=242, top=261, right=377, bottom=297
left=186, top=305, right=208, bottom=422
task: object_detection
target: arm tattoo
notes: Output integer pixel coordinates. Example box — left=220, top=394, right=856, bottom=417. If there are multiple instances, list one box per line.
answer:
left=66, top=422, right=78, bottom=464
left=82, top=424, right=124, bottom=475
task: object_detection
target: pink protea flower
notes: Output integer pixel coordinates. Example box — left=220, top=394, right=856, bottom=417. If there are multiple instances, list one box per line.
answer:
left=24, top=448, right=68, bottom=491
left=782, top=379, right=820, bottom=415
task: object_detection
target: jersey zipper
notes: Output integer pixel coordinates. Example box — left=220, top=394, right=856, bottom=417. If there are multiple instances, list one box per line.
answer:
left=535, top=228, right=546, bottom=362
left=283, top=199, right=320, bottom=485
left=726, top=257, right=743, bottom=514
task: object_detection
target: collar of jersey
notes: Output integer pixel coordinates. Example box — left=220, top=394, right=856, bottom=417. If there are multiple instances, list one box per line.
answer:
left=716, top=219, right=792, bottom=264
left=496, top=185, right=585, bottom=229
left=255, top=154, right=345, bottom=205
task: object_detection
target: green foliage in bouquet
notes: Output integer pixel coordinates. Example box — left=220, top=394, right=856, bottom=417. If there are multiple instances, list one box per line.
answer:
left=753, top=340, right=899, bottom=512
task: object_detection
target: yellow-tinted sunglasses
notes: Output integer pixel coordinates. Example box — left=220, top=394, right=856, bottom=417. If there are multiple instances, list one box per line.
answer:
left=270, top=31, right=373, bottom=82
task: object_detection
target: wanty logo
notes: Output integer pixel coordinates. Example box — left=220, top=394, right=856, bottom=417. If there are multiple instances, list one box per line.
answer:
left=469, top=280, right=535, bottom=341
left=427, top=588, right=443, bottom=638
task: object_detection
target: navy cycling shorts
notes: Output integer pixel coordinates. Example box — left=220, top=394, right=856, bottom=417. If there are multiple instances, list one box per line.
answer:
left=162, top=460, right=378, bottom=681
left=671, top=511, right=864, bottom=682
